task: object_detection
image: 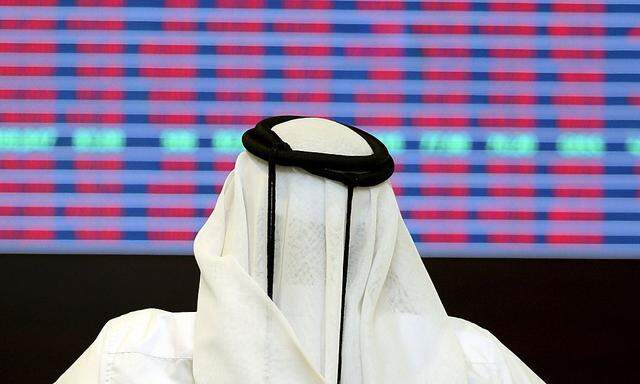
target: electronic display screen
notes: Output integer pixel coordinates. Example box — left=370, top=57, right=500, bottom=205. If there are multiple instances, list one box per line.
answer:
left=1, top=1, right=639, bottom=257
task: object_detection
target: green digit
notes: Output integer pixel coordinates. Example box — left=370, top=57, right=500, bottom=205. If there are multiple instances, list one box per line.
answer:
left=73, top=129, right=124, bottom=152
left=0, top=127, right=57, bottom=152
left=161, top=130, right=197, bottom=152
left=557, top=133, right=604, bottom=157
left=212, top=130, right=243, bottom=152
left=375, top=132, right=405, bottom=152
left=626, top=137, right=640, bottom=156
left=420, top=131, right=470, bottom=155
left=486, top=133, right=537, bottom=157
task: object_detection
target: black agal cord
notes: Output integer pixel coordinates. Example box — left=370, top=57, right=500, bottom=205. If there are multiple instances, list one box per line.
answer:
left=242, top=115, right=394, bottom=383
left=336, top=184, right=353, bottom=383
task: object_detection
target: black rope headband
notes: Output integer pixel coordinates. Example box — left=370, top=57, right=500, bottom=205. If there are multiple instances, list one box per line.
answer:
left=242, top=115, right=394, bottom=383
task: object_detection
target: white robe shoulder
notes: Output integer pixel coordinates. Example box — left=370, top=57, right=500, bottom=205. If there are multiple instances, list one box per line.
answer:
left=55, top=309, right=543, bottom=384
left=55, top=308, right=196, bottom=384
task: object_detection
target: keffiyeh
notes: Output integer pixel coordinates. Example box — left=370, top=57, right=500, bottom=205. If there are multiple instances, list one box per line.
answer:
left=192, top=116, right=527, bottom=383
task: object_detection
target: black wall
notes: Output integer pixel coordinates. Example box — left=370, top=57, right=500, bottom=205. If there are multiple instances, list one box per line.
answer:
left=1, top=254, right=638, bottom=383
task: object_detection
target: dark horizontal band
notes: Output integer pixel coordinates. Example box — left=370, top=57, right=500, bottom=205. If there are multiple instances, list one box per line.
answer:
left=242, top=115, right=394, bottom=187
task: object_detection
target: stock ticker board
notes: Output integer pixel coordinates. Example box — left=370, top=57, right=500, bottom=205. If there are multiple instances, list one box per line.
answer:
left=1, top=1, right=640, bottom=257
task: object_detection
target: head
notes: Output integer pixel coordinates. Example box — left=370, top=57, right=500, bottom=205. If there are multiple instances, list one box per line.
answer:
left=192, top=116, right=463, bottom=383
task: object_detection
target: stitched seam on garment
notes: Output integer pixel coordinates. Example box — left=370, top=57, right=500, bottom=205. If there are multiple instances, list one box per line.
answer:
left=104, top=356, right=113, bottom=384
left=105, top=351, right=193, bottom=360
left=102, top=320, right=114, bottom=384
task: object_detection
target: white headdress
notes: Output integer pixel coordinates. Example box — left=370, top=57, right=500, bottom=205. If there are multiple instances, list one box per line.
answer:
left=192, top=116, right=469, bottom=383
